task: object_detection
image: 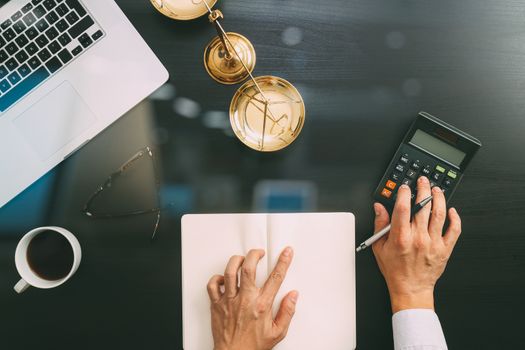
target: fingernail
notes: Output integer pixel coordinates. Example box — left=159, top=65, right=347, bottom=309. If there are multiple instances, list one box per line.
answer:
left=433, top=186, right=442, bottom=193
left=283, top=247, right=292, bottom=257
left=400, top=184, right=409, bottom=190
left=290, top=291, right=299, bottom=303
left=374, top=203, right=381, bottom=216
left=419, top=176, right=428, bottom=183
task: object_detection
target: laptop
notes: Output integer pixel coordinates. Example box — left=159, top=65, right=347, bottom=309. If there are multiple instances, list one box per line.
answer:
left=0, top=0, right=169, bottom=208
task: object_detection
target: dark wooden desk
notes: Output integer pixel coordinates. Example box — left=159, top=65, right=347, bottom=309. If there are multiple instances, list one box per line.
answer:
left=1, top=0, right=524, bottom=348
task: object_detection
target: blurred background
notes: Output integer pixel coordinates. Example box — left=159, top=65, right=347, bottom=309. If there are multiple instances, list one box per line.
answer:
left=1, top=0, right=525, bottom=348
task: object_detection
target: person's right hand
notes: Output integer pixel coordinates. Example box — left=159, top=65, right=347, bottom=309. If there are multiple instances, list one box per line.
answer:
left=207, top=248, right=299, bottom=350
left=372, top=176, right=462, bottom=313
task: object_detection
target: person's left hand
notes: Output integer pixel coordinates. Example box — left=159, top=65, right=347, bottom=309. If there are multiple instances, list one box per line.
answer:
left=207, top=247, right=299, bottom=350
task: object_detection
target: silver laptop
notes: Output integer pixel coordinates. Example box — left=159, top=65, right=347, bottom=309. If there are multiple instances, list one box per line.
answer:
left=0, top=0, right=169, bottom=208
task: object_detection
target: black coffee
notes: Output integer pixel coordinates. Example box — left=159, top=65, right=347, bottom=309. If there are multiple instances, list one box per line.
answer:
left=27, top=230, right=74, bottom=281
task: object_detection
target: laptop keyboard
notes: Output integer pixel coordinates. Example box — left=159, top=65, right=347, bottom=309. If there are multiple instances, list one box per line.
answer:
left=0, top=0, right=104, bottom=112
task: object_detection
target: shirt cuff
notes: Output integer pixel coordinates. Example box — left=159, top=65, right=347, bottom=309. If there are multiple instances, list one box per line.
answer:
left=392, top=309, right=448, bottom=350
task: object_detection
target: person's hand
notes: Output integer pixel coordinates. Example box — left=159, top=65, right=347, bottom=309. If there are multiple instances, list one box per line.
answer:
left=207, top=248, right=299, bottom=350
left=372, top=176, right=462, bottom=313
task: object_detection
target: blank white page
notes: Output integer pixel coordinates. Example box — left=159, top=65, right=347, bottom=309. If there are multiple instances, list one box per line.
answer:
left=181, top=213, right=356, bottom=350
left=181, top=214, right=268, bottom=350
left=268, top=213, right=356, bottom=350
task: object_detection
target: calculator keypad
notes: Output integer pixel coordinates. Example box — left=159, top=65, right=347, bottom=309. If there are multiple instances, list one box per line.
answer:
left=401, top=178, right=412, bottom=187
left=431, top=172, right=443, bottom=182
left=381, top=188, right=393, bottom=198
left=435, top=165, right=446, bottom=173
left=406, top=169, right=417, bottom=179
left=386, top=180, right=397, bottom=190
left=377, top=150, right=460, bottom=204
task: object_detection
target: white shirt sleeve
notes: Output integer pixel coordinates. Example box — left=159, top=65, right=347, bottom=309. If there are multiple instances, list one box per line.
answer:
left=392, top=309, right=448, bottom=350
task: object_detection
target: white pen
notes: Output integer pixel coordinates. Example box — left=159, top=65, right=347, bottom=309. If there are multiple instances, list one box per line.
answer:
left=356, top=195, right=433, bottom=252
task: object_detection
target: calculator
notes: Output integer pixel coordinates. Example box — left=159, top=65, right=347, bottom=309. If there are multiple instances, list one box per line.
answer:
left=373, top=112, right=482, bottom=211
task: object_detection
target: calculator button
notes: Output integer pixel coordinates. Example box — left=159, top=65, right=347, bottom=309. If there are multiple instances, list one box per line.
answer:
left=381, top=188, right=392, bottom=199
left=431, top=173, right=443, bottom=182
left=395, top=164, right=405, bottom=173
left=442, top=178, right=453, bottom=187
left=430, top=181, right=438, bottom=188
left=401, top=178, right=412, bottom=186
left=422, top=165, right=431, bottom=176
left=399, top=154, right=409, bottom=164
left=406, top=169, right=417, bottom=179
left=391, top=172, right=401, bottom=181
left=411, top=161, right=421, bottom=170
left=435, top=165, right=446, bottom=173
left=386, top=180, right=397, bottom=190
left=447, top=170, right=457, bottom=179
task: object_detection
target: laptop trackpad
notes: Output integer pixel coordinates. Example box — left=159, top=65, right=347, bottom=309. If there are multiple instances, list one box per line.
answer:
left=13, top=82, right=96, bottom=160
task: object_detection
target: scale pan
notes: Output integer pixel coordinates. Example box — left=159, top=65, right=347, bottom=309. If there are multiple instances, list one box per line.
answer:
left=204, top=32, right=256, bottom=85
left=150, top=0, right=217, bottom=20
left=230, top=76, right=305, bottom=152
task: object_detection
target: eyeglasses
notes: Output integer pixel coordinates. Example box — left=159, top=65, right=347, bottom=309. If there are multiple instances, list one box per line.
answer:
left=83, top=147, right=164, bottom=240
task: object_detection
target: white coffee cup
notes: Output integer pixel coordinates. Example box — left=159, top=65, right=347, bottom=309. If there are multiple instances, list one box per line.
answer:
left=14, top=226, right=82, bottom=294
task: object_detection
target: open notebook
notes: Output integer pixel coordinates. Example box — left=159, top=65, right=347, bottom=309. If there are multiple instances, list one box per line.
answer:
left=181, top=213, right=356, bottom=350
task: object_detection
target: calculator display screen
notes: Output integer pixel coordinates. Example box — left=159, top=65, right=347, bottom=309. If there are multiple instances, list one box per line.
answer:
left=0, top=1, right=9, bottom=8
left=410, top=129, right=466, bottom=167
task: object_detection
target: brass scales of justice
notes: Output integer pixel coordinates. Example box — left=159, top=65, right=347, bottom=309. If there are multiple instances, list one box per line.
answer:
left=150, top=0, right=306, bottom=152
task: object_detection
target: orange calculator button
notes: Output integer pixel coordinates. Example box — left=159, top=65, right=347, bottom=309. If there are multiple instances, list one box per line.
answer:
left=381, top=188, right=392, bottom=198
left=386, top=180, right=397, bottom=190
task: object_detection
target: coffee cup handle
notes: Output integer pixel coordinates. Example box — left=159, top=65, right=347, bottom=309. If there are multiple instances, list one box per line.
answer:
left=14, top=279, right=30, bottom=294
